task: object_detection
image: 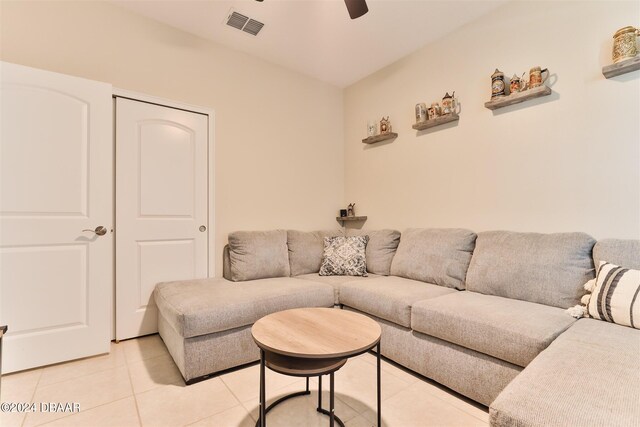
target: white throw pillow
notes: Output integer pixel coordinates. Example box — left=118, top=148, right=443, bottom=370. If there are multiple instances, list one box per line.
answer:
left=584, top=261, right=640, bottom=329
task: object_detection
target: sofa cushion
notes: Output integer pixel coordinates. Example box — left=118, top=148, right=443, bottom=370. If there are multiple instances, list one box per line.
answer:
left=154, top=277, right=334, bottom=338
left=296, top=273, right=380, bottom=305
left=593, top=239, right=640, bottom=270
left=466, top=231, right=596, bottom=308
left=287, top=230, right=341, bottom=276
left=490, top=319, right=640, bottom=427
left=389, top=228, right=476, bottom=290
left=587, top=261, right=640, bottom=329
left=319, top=235, right=369, bottom=276
left=347, top=229, right=401, bottom=275
left=228, top=230, right=290, bottom=281
left=412, top=292, right=576, bottom=367
left=339, top=276, right=456, bottom=327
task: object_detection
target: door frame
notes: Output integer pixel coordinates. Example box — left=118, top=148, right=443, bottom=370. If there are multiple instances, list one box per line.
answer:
left=112, top=88, right=215, bottom=339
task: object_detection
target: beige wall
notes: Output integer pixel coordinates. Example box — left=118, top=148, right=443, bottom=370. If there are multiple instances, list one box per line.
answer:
left=0, top=0, right=345, bottom=275
left=344, top=1, right=639, bottom=240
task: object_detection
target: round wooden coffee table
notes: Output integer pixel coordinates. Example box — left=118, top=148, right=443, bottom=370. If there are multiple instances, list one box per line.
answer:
left=251, top=307, right=382, bottom=427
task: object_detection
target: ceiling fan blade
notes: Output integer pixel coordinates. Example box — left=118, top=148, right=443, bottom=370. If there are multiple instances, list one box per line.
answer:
left=344, top=0, right=368, bottom=19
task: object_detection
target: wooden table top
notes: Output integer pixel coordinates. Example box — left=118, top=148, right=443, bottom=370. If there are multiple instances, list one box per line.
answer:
left=251, top=308, right=381, bottom=359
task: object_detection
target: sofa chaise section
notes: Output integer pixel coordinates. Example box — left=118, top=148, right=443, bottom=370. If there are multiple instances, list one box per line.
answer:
left=490, top=238, right=640, bottom=426
left=155, top=277, right=334, bottom=382
left=490, top=318, right=640, bottom=427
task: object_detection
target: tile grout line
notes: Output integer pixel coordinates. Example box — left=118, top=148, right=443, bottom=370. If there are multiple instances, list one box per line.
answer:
left=30, top=396, right=134, bottom=427
left=19, top=368, right=44, bottom=427
left=124, top=350, right=145, bottom=427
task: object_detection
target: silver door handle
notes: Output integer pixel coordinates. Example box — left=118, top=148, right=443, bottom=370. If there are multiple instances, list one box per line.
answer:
left=83, top=226, right=107, bottom=236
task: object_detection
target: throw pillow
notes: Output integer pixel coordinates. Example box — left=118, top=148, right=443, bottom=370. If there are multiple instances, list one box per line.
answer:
left=319, top=236, right=369, bottom=277
left=585, top=261, right=640, bottom=329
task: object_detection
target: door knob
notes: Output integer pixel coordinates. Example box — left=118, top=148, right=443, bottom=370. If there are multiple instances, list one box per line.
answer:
left=83, top=226, right=107, bottom=236
left=199, top=225, right=207, bottom=232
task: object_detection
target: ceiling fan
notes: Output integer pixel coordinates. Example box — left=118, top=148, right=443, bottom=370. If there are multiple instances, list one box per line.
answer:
left=254, top=0, right=369, bottom=20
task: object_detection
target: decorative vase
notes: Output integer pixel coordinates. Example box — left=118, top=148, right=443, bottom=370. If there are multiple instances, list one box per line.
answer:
left=612, top=26, right=639, bottom=63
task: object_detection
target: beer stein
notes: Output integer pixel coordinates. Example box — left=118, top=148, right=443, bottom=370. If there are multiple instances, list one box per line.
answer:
left=441, top=92, right=456, bottom=115
left=529, top=67, right=549, bottom=88
left=491, top=69, right=506, bottom=98
left=612, top=26, right=640, bottom=63
left=415, top=103, right=427, bottom=123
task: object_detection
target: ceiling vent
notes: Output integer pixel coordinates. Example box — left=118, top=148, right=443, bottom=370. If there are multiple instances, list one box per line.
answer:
left=225, top=10, right=264, bottom=36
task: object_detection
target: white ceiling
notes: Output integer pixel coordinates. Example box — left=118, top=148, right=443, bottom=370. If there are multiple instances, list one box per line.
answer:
left=113, top=0, right=505, bottom=87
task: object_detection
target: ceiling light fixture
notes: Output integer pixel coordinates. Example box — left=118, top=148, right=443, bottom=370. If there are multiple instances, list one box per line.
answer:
left=254, top=0, right=368, bottom=20
left=344, top=0, right=369, bottom=19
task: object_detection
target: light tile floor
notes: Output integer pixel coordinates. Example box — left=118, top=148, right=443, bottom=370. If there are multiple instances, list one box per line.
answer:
left=1, top=335, right=488, bottom=427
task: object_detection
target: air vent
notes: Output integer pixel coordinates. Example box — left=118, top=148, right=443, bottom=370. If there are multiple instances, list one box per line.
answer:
left=243, top=19, right=264, bottom=36
left=225, top=9, right=264, bottom=36
left=226, top=11, right=248, bottom=30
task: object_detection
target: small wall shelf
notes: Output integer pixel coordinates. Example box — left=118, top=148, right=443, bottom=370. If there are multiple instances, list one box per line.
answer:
left=484, top=85, right=552, bottom=110
left=412, top=113, right=459, bottom=131
left=336, top=216, right=367, bottom=225
left=602, top=56, right=640, bottom=78
left=362, top=133, right=398, bottom=144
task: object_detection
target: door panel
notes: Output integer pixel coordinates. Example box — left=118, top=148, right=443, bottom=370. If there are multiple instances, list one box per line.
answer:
left=0, top=62, right=112, bottom=372
left=116, top=98, right=208, bottom=340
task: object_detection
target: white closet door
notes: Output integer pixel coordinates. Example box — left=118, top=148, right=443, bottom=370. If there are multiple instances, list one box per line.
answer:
left=0, top=62, right=113, bottom=372
left=115, top=98, right=208, bottom=341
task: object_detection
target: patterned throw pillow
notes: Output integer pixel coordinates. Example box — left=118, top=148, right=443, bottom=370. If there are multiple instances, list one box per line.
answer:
left=319, top=236, right=369, bottom=276
left=586, top=261, right=640, bottom=329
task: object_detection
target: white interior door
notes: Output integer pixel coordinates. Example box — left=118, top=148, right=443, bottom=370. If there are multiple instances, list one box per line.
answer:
left=0, top=62, right=113, bottom=373
left=115, top=97, right=208, bottom=341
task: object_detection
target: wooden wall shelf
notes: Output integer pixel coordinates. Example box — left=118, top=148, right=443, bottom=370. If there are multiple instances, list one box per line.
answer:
left=412, top=113, right=459, bottom=130
left=602, top=56, right=640, bottom=78
left=362, top=133, right=398, bottom=144
left=336, top=216, right=367, bottom=224
left=484, top=85, right=552, bottom=110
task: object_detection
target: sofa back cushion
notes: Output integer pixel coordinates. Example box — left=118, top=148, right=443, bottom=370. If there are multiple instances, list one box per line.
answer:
left=593, top=239, right=640, bottom=270
left=389, top=228, right=476, bottom=290
left=466, top=231, right=596, bottom=308
left=348, top=229, right=401, bottom=275
left=287, top=230, right=341, bottom=276
left=227, top=230, right=290, bottom=281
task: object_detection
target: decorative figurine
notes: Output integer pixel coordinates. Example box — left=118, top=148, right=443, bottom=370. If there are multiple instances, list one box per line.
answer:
left=441, top=91, right=456, bottom=114
left=415, top=103, right=427, bottom=123
left=491, top=69, right=506, bottom=98
left=528, top=66, right=549, bottom=88
left=347, top=203, right=355, bottom=217
left=380, top=117, right=391, bottom=133
left=427, top=107, right=437, bottom=120
left=612, top=26, right=639, bottom=63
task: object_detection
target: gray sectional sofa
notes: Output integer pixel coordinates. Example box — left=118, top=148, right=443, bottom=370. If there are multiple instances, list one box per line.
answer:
left=154, top=228, right=640, bottom=426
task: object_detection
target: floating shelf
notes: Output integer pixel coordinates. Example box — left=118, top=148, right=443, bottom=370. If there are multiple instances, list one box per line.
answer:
left=484, top=85, right=552, bottom=110
left=602, top=56, right=640, bottom=78
left=362, top=133, right=398, bottom=144
left=412, top=113, right=459, bottom=130
left=336, top=216, right=367, bottom=224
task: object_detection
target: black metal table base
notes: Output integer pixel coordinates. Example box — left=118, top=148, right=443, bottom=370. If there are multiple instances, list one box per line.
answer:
left=256, top=343, right=381, bottom=427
